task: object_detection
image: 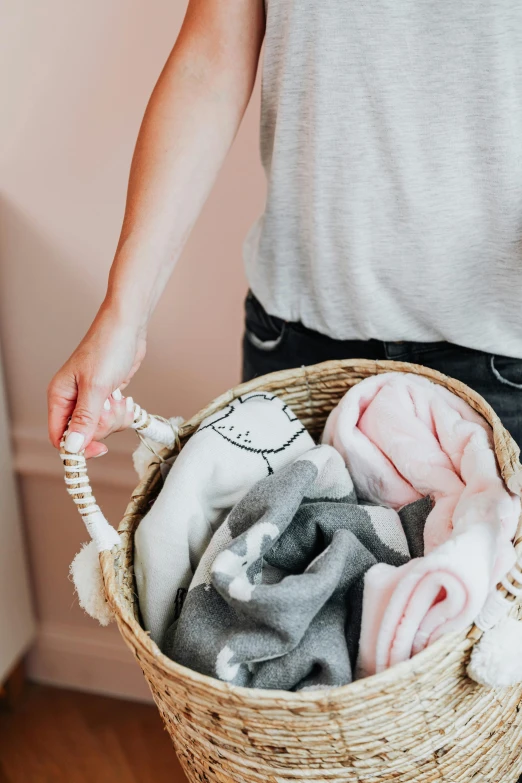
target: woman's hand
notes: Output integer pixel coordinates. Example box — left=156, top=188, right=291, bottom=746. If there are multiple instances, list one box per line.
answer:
left=47, top=305, right=146, bottom=458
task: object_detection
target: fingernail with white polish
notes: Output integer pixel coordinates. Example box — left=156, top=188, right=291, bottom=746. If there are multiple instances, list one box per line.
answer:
left=64, top=432, right=85, bottom=454
left=94, top=449, right=108, bottom=458
left=104, top=399, right=111, bottom=411
left=112, top=389, right=122, bottom=401
left=126, top=396, right=134, bottom=412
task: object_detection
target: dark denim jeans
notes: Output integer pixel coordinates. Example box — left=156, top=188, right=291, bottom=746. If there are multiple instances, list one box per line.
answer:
left=242, top=292, right=522, bottom=448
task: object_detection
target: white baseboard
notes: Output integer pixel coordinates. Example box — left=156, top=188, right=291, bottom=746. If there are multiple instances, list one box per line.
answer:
left=27, top=621, right=154, bottom=702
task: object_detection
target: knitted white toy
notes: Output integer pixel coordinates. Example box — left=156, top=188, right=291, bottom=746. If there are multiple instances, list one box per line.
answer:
left=65, top=401, right=182, bottom=626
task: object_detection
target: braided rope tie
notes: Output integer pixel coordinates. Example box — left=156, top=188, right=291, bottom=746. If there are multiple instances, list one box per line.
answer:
left=61, top=402, right=180, bottom=552
left=130, top=402, right=179, bottom=459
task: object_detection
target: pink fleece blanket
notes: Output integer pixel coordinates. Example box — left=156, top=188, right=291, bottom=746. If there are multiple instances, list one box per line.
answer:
left=322, top=372, right=520, bottom=674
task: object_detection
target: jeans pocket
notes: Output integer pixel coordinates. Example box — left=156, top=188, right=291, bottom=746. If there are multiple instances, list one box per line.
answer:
left=488, top=355, right=522, bottom=390
left=244, top=292, right=287, bottom=352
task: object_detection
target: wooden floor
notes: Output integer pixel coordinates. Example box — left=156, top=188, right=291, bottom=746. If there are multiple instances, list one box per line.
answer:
left=0, top=683, right=188, bottom=783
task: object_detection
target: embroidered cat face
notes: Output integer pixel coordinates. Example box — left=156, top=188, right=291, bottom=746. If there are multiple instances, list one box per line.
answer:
left=195, top=392, right=308, bottom=473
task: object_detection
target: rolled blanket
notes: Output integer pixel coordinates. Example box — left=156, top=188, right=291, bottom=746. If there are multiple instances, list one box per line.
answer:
left=166, top=445, right=431, bottom=690
left=323, top=372, right=520, bottom=672
left=357, top=524, right=503, bottom=676
left=134, top=392, right=314, bottom=647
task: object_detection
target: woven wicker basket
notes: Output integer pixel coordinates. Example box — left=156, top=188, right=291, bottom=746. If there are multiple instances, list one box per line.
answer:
left=66, top=359, right=522, bottom=782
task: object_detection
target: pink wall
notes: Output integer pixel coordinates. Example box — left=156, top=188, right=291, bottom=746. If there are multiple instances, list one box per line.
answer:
left=0, top=0, right=265, bottom=698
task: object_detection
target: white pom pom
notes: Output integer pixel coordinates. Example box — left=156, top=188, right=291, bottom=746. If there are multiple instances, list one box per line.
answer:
left=132, top=416, right=183, bottom=479
left=468, top=617, right=522, bottom=687
left=132, top=440, right=157, bottom=479
left=70, top=541, right=113, bottom=626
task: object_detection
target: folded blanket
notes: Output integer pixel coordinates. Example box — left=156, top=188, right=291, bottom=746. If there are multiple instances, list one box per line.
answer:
left=166, top=445, right=431, bottom=690
left=357, top=524, right=506, bottom=676
left=134, top=392, right=314, bottom=646
left=323, top=372, right=520, bottom=673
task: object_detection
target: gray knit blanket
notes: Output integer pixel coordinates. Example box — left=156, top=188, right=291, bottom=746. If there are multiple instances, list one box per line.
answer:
left=165, top=445, right=430, bottom=690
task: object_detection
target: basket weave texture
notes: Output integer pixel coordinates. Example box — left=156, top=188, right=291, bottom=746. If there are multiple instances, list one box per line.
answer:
left=101, top=360, right=522, bottom=783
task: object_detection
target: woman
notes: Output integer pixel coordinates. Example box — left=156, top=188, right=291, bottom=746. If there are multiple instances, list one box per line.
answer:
left=48, top=1, right=522, bottom=457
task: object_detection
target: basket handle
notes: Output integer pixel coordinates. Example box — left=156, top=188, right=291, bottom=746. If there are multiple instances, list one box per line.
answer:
left=60, top=402, right=179, bottom=552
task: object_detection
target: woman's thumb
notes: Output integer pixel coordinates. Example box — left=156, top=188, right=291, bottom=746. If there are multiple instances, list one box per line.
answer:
left=64, top=383, right=108, bottom=453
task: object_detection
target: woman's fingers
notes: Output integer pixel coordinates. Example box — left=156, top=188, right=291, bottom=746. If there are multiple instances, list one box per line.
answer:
left=48, top=394, right=75, bottom=450
left=64, top=381, right=109, bottom=453
left=48, top=316, right=146, bottom=456
left=84, top=441, right=109, bottom=460
left=47, top=375, right=77, bottom=449
left=97, top=394, right=134, bottom=435
left=124, top=395, right=136, bottom=428
left=82, top=393, right=137, bottom=459
left=49, top=367, right=138, bottom=459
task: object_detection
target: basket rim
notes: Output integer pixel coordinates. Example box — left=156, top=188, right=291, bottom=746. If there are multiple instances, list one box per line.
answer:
left=107, top=358, right=522, bottom=702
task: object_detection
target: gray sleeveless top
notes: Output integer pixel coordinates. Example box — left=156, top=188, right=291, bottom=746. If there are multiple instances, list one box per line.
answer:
left=244, top=1, right=522, bottom=357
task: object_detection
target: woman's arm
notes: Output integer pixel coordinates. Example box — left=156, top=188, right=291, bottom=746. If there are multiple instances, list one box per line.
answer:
left=48, top=0, right=265, bottom=457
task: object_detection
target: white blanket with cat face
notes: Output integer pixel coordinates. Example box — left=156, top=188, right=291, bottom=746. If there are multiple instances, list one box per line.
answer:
left=134, top=392, right=314, bottom=647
